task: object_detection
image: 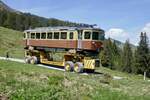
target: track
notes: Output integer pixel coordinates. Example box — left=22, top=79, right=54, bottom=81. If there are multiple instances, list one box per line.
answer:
left=0, top=57, right=91, bottom=75
left=0, top=57, right=65, bottom=71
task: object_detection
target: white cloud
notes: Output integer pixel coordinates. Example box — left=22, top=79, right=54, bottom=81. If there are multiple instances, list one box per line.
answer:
left=104, top=23, right=150, bottom=45
left=105, top=28, right=129, bottom=43
left=142, top=23, right=150, bottom=38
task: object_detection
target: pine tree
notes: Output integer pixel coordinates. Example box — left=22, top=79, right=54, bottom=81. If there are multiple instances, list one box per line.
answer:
left=15, top=14, right=23, bottom=31
left=100, top=38, right=113, bottom=68
left=100, top=50, right=109, bottom=67
left=135, top=32, right=150, bottom=77
left=111, top=41, right=122, bottom=70
left=121, top=40, right=133, bottom=73
left=0, top=10, right=7, bottom=26
left=3, top=12, right=16, bottom=29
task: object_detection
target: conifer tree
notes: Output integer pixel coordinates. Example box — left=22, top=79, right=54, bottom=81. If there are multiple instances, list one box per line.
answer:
left=111, top=41, right=122, bottom=70
left=135, top=32, right=150, bottom=77
left=100, top=38, right=113, bottom=68
left=15, top=14, right=23, bottom=31
left=121, top=40, right=133, bottom=73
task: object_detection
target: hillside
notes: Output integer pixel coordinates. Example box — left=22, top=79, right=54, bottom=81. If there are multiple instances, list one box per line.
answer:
left=110, top=38, right=136, bottom=50
left=0, top=0, right=90, bottom=31
left=0, top=60, right=150, bottom=100
left=0, top=0, right=19, bottom=13
left=0, top=27, right=24, bottom=58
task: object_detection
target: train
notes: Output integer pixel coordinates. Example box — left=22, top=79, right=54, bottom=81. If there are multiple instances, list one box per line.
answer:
left=23, top=26, right=105, bottom=72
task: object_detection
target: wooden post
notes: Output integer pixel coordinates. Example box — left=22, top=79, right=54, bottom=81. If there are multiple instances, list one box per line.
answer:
left=144, top=72, right=146, bottom=80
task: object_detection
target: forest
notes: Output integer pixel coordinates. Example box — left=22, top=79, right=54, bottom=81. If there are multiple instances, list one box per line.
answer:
left=100, top=32, right=150, bottom=77
left=0, top=9, right=90, bottom=31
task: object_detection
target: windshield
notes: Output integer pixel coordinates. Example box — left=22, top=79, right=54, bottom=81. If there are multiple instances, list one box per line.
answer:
left=92, top=31, right=105, bottom=40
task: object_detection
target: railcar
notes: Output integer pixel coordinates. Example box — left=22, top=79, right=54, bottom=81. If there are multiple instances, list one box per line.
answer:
left=23, top=26, right=105, bottom=72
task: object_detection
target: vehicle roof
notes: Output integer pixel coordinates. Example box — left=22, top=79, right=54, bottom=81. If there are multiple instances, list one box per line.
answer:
left=24, top=26, right=104, bottom=33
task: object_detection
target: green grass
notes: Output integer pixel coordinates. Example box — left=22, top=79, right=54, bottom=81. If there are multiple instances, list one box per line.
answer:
left=0, top=26, right=150, bottom=99
left=0, top=60, right=150, bottom=100
left=0, top=27, right=24, bottom=58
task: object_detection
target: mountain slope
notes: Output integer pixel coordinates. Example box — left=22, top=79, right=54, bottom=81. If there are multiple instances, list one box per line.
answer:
left=110, top=38, right=136, bottom=50
left=0, top=0, right=19, bottom=13
left=0, top=0, right=90, bottom=31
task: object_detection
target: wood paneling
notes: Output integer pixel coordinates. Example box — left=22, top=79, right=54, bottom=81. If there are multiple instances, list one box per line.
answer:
left=23, top=39, right=103, bottom=51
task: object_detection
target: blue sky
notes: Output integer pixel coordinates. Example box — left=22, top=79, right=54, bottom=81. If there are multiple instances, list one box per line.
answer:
left=2, top=0, right=150, bottom=45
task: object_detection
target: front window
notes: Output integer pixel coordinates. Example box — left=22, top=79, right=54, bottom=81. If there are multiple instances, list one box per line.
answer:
left=41, top=33, right=46, bottom=39
left=84, top=31, right=91, bottom=39
left=92, top=32, right=99, bottom=40
left=61, top=32, right=67, bottom=39
left=69, top=32, right=73, bottom=39
left=54, top=32, right=59, bottom=39
left=99, top=32, right=105, bottom=40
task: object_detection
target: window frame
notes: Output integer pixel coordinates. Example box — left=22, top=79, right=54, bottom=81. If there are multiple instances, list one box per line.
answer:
left=53, top=32, right=60, bottom=39
left=69, top=32, right=74, bottom=40
left=36, top=33, right=41, bottom=39
left=23, top=33, right=26, bottom=39
left=99, top=31, right=105, bottom=41
left=92, top=31, right=99, bottom=40
left=41, top=32, right=46, bottom=39
left=31, top=33, right=35, bottom=39
left=84, top=31, right=92, bottom=40
left=60, top=32, right=67, bottom=39
left=47, top=32, right=53, bottom=39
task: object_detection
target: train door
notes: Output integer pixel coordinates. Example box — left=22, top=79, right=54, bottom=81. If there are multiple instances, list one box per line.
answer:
left=26, top=32, right=30, bottom=46
left=77, top=30, right=83, bottom=49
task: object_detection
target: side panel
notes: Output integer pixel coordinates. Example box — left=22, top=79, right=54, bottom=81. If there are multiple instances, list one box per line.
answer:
left=23, top=40, right=103, bottom=51
left=24, top=40, right=77, bottom=49
left=81, top=40, right=103, bottom=50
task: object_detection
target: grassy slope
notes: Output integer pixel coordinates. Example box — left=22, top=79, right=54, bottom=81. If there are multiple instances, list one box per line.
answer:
left=0, top=60, right=150, bottom=100
left=0, top=27, right=24, bottom=58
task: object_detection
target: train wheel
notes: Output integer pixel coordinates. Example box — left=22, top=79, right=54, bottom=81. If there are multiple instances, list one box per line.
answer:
left=30, top=56, right=37, bottom=64
left=30, top=58, right=35, bottom=64
left=25, top=56, right=31, bottom=64
left=74, top=62, right=83, bottom=73
left=65, top=61, right=74, bottom=72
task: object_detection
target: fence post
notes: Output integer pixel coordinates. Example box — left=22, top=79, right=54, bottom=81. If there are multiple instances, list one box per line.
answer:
left=144, top=72, right=146, bottom=80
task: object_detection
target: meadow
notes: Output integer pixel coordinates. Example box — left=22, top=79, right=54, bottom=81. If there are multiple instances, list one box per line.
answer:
left=0, top=60, right=150, bottom=100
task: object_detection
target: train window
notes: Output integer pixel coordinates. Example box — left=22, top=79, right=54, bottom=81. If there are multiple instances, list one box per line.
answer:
left=99, top=32, right=105, bottom=40
left=36, top=33, right=40, bottom=39
left=23, top=33, right=26, bottom=39
left=41, top=33, right=46, bottom=39
left=84, top=31, right=91, bottom=39
left=69, top=32, right=73, bottom=39
left=61, top=32, right=67, bottom=39
left=54, top=32, right=59, bottom=39
left=92, top=32, right=99, bottom=40
left=47, top=32, right=52, bottom=39
left=31, top=33, right=35, bottom=39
